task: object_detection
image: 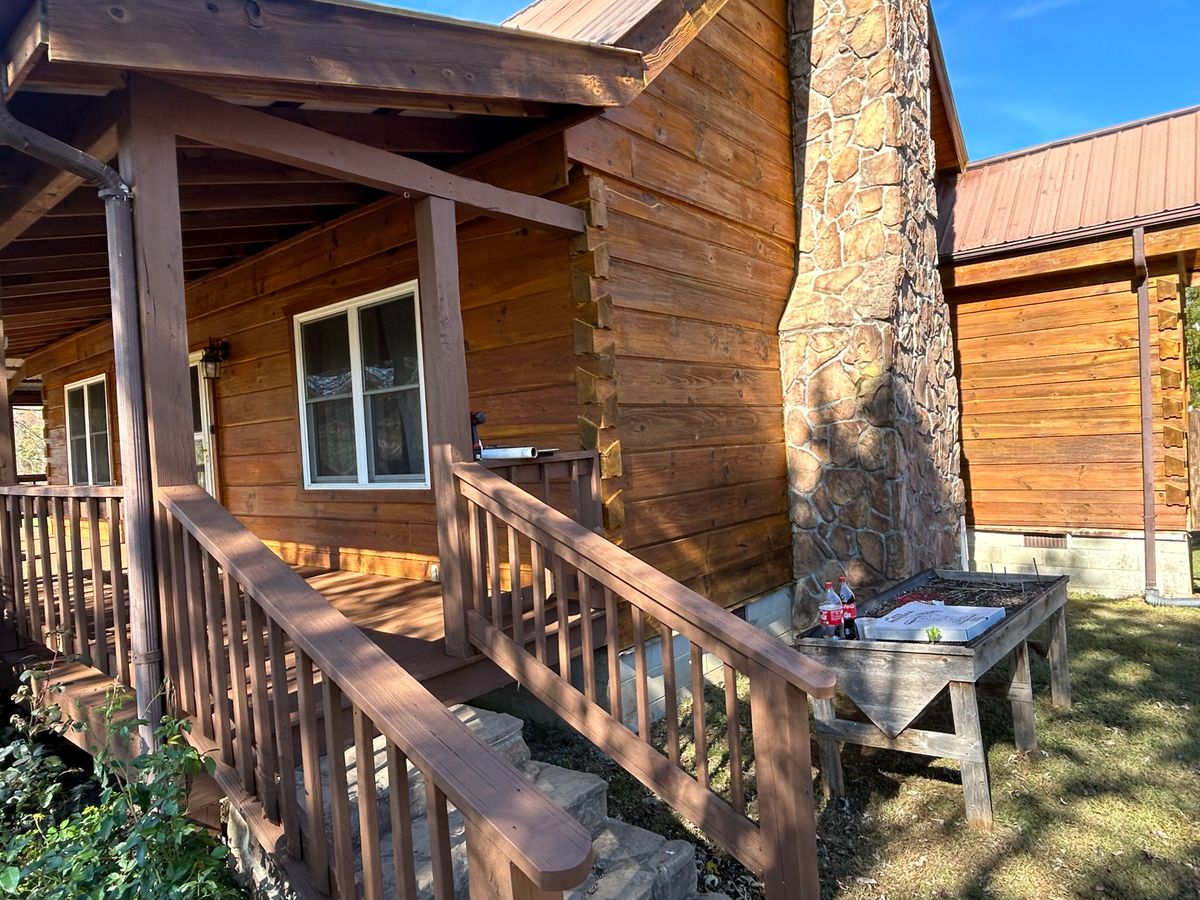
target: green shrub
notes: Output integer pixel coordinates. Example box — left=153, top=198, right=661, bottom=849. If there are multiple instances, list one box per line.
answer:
left=0, top=663, right=243, bottom=899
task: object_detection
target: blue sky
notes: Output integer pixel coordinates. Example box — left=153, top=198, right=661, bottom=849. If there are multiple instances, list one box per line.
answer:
left=383, top=0, right=1200, bottom=163
left=932, top=0, right=1200, bottom=161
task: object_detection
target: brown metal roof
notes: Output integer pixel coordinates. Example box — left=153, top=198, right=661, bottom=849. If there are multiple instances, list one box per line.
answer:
left=938, top=104, right=1200, bottom=261
left=503, top=0, right=658, bottom=44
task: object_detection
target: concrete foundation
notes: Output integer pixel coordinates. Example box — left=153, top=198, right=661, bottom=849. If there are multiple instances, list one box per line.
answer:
left=967, top=528, right=1193, bottom=599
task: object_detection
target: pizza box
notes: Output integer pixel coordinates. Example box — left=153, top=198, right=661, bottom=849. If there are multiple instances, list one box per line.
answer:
left=857, top=602, right=1006, bottom=643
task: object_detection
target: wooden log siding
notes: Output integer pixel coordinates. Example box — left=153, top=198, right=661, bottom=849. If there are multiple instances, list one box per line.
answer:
left=951, top=270, right=1189, bottom=531
left=33, top=174, right=582, bottom=579
left=565, top=0, right=795, bottom=609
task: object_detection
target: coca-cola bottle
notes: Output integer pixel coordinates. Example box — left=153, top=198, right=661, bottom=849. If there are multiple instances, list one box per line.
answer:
left=822, top=581, right=844, bottom=639
left=839, top=576, right=859, bottom=640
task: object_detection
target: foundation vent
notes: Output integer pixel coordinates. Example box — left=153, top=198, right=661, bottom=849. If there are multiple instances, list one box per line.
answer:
left=1023, top=533, right=1067, bottom=550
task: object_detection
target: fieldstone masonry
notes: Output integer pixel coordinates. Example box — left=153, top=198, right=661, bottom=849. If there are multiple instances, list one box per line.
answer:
left=782, top=0, right=964, bottom=621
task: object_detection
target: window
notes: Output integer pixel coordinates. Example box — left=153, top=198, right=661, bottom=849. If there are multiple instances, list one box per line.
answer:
left=64, top=374, right=112, bottom=486
left=294, top=283, right=429, bottom=489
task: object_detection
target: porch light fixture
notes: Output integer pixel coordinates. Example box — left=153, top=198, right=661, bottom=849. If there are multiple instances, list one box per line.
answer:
left=200, top=338, right=230, bottom=379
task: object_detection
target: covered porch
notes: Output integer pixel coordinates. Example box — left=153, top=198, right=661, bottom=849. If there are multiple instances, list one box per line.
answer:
left=0, top=2, right=837, bottom=898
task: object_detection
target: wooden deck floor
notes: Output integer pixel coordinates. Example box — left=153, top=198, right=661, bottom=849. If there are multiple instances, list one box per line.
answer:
left=4, top=562, right=508, bottom=707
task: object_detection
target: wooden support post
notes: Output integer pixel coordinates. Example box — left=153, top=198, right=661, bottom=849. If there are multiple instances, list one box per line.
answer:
left=949, top=681, right=992, bottom=829
left=1048, top=606, right=1072, bottom=710
left=465, top=819, right=564, bottom=900
left=1008, top=641, right=1036, bottom=753
left=115, top=79, right=194, bottom=746
left=812, top=696, right=845, bottom=798
left=0, top=310, right=16, bottom=488
left=750, top=672, right=821, bottom=900
left=416, top=196, right=474, bottom=657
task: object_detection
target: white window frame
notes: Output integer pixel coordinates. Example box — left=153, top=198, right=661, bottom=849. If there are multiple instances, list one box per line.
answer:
left=293, top=281, right=431, bottom=491
left=64, top=373, right=113, bottom=486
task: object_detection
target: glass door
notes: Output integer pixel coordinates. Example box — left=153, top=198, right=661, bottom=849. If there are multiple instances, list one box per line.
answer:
left=189, top=360, right=217, bottom=497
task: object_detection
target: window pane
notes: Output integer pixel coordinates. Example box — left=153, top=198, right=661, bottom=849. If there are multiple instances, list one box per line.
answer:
left=359, top=297, right=419, bottom=392
left=90, top=435, right=111, bottom=485
left=302, top=315, right=352, bottom=400
left=367, top=389, right=424, bottom=480
left=86, top=380, right=107, bottom=438
left=308, top=398, right=356, bottom=480
left=190, top=366, right=203, bottom=433
left=67, top=387, right=86, bottom=438
left=69, top=436, right=88, bottom=485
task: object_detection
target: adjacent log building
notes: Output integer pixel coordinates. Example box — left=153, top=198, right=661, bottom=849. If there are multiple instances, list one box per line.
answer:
left=939, top=106, right=1200, bottom=596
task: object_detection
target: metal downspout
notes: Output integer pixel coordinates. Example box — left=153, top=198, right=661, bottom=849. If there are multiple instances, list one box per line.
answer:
left=0, top=99, right=164, bottom=749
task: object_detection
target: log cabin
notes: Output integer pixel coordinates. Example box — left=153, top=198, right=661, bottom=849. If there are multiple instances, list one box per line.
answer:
left=939, top=106, right=1200, bottom=598
left=0, top=0, right=916, bottom=896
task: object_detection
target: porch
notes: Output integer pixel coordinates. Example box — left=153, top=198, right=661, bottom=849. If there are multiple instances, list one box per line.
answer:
left=0, top=3, right=837, bottom=896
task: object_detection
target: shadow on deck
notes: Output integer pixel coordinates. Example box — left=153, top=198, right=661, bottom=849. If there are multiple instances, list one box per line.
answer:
left=0, top=566, right=511, bottom=766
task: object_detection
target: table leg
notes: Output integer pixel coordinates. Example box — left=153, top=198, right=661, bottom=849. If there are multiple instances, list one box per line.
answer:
left=1048, top=605, right=1072, bottom=710
left=1009, top=641, right=1037, bottom=753
left=812, top=697, right=845, bottom=798
left=949, top=681, right=992, bottom=829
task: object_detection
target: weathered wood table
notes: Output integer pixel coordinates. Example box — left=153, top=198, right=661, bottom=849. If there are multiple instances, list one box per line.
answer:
left=797, top=569, right=1071, bottom=828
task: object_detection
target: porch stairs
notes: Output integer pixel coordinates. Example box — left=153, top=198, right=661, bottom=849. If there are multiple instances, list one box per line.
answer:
left=263, top=704, right=722, bottom=900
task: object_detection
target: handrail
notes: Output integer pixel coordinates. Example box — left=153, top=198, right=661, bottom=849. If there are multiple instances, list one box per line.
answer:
left=0, top=484, right=124, bottom=498
left=453, top=459, right=831, bottom=898
left=455, top=462, right=834, bottom=697
left=156, top=483, right=593, bottom=896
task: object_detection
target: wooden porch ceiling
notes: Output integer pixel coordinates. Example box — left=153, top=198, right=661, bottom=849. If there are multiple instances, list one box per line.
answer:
left=0, top=82, right=571, bottom=360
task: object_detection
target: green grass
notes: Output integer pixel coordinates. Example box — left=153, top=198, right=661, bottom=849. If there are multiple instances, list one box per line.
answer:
left=523, top=595, right=1200, bottom=899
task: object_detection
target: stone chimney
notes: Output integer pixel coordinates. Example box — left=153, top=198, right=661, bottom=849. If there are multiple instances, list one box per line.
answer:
left=782, top=0, right=964, bottom=617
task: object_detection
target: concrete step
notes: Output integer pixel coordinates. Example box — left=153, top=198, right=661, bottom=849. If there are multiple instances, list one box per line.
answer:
left=301, top=705, right=705, bottom=900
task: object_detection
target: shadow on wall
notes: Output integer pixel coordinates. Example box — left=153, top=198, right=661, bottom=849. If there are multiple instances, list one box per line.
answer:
left=782, top=0, right=965, bottom=628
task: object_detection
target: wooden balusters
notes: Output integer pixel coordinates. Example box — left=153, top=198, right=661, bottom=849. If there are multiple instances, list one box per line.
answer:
left=22, top=497, right=42, bottom=643
left=36, top=498, right=55, bottom=644
left=322, top=679, right=356, bottom=899
left=108, top=497, right=129, bottom=685
left=85, top=499, right=107, bottom=672
left=201, top=554, right=233, bottom=766
left=604, top=588, right=621, bottom=722
left=222, top=572, right=254, bottom=794
left=660, top=623, right=681, bottom=765
left=7, top=498, right=26, bottom=639
left=68, top=499, right=86, bottom=658
left=690, top=644, right=708, bottom=788
left=267, top=620, right=300, bottom=855
left=631, top=607, right=650, bottom=739
left=723, top=663, right=745, bottom=814
left=425, top=781, right=455, bottom=900
left=352, top=710, right=384, bottom=900
left=507, top=522, right=524, bottom=650
left=294, top=648, right=330, bottom=893
left=531, top=542, right=548, bottom=664
left=386, top=743, right=419, bottom=900
left=553, top=556, right=570, bottom=681
left=578, top=575, right=596, bottom=704
left=182, top=533, right=213, bottom=738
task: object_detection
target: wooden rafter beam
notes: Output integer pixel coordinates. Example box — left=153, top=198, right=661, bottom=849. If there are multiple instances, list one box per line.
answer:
left=130, top=76, right=586, bottom=234
left=36, top=0, right=645, bottom=108
left=615, top=0, right=731, bottom=82
left=2, top=2, right=46, bottom=98
left=0, top=92, right=121, bottom=252
left=48, top=181, right=375, bottom=216
left=262, top=109, right=499, bottom=155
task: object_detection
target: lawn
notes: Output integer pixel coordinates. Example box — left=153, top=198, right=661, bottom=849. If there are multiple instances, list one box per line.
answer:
left=522, top=594, right=1200, bottom=899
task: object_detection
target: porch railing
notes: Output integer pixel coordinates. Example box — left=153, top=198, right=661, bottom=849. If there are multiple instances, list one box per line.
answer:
left=156, top=483, right=593, bottom=899
left=454, top=461, right=836, bottom=899
left=483, top=450, right=603, bottom=533
left=0, top=484, right=131, bottom=685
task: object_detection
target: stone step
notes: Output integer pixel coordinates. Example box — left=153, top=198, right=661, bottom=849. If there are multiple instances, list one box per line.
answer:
left=300, top=705, right=705, bottom=900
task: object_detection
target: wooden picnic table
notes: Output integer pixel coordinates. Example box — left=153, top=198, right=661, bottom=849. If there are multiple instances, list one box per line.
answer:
left=797, top=569, right=1072, bottom=829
